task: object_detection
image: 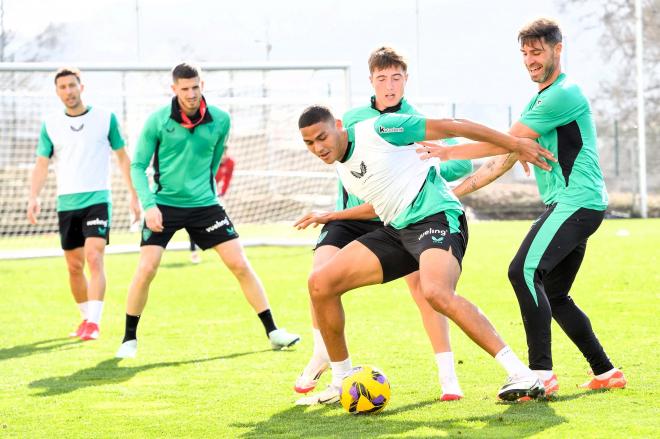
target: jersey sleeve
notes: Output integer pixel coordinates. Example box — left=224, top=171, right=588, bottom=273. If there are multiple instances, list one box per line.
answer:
left=107, top=112, right=126, bottom=150
left=36, top=122, right=54, bottom=158
left=373, top=113, right=426, bottom=146
left=519, top=85, right=588, bottom=136
left=211, top=114, right=230, bottom=176
left=131, top=113, right=160, bottom=209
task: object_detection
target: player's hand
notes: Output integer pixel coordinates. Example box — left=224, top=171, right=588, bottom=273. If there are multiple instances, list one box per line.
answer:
left=128, top=193, right=141, bottom=225
left=514, top=137, right=555, bottom=174
left=416, top=141, right=448, bottom=161
left=294, top=211, right=334, bottom=230
left=144, top=206, right=164, bottom=232
left=27, top=197, right=40, bottom=225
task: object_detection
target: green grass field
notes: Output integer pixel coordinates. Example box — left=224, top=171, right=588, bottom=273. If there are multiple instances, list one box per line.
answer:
left=1, top=219, right=658, bottom=438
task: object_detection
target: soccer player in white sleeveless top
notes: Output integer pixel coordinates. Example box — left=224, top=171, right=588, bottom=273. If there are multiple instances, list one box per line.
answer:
left=27, top=67, right=140, bottom=341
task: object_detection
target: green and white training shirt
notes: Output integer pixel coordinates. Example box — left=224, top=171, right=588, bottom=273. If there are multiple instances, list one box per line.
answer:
left=131, top=99, right=230, bottom=210
left=337, top=113, right=463, bottom=229
left=520, top=73, right=608, bottom=210
left=36, top=106, right=125, bottom=212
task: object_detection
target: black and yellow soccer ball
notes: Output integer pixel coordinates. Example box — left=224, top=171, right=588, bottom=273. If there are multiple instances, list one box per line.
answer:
left=340, top=365, right=391, bottom=414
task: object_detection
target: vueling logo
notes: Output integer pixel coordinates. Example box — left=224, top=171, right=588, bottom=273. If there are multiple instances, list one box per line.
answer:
left=418, top=228, right=447, bottom=241
left=86, top=218, right=108, bottom=227
left=350, top=161, right=367, bottom=179
left=206, top=217, right=230, bottom=233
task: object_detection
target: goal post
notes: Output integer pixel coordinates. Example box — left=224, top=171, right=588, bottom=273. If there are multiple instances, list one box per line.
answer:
left=0, top=62, right=351, bottom=259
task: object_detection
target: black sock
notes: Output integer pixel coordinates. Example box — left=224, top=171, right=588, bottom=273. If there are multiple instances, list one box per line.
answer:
left=257, top=309, right=277, bottom=336
left=123, top=314, right=141, bottom=343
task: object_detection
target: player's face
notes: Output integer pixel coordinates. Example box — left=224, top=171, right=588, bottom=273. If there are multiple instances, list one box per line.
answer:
left=521, top=38, right=562, bottom=87
left=172, top=76, right=203, bottom=114
left=55, top=75, right=83, bottom=110
left=300, top=119, right=343, bottom=164
left=370, top=66, right=408, bottom=111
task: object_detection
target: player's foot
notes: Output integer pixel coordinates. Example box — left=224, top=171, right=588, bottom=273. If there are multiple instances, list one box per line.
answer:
left=440, top=393, right=463, bottom=402
left=519, top=374, right=558, bottom=401
left=269, top=328, right=301, bottom=350
left=116, top=339, right=138, bottom=358
left=69, top=320, right=87, bottom=338
left=497, top=375, right=545, bottom=402
left=294, top=361, right=329, bottom=393
left=440, top=378, right=463, bottom=402
left=579, top=369, right=626, bottom=390
left=295, top=385, right=340, bottom=406
left=80, top=322, right=100, bottom=341
left=190, top=251, right=201, bottom=264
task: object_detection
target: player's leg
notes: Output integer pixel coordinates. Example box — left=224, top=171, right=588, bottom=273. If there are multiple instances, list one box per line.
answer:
left=79, top=237, right=106, bottom=340
left=405, top=272, right=463, bottom=400
left=59, top=208, right=88, bottom=337
left=405, top=211, right=541, bottom=401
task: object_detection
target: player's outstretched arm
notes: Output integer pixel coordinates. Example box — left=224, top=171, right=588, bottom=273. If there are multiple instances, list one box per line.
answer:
left=27, top=156, right=49, bottom=225
left=114, top=148, right=140, bottom=223
left=294, top=204, right=377, bottom=230
left=417, top=141, right=509, bottom=162
left=423, top=118, right=554, bottom=171
left=452, top=153, right=518, bottom=197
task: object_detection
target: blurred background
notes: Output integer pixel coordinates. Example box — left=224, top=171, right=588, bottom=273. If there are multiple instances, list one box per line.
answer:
left=0, top=0, right=657, bottom=256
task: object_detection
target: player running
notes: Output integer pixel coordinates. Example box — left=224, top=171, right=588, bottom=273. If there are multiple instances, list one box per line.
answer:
left=27, top=67, right=140, bottom=341
left=115, top=63, right=299, bottom=358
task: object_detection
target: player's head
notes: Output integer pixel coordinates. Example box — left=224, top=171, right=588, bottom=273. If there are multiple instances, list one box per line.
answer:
left=518, top=18, right=563, bottom=86
left=171, top=62, right=204, bottom=114
left=298, top=105, right=345, bottom=164
left=368, top=46, right=409, bottom=111
left=54, top=67, right=84, bottom=110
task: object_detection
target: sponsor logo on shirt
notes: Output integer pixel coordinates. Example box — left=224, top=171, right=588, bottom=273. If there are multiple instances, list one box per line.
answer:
left=206, top=217, right=230, bottom=233
left=86, top=218, right=108, bottom=227
left=418, top=227, right=447, bottom=241
left=378, top=126, right=404, bottom=134
left=70, top=124, right=85, bottom=132
left=350, top=161, right=367, bottom=179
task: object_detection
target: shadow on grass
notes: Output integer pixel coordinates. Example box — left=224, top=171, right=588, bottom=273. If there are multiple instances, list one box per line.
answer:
left=0, top=337, right=81, bottom=362
left=231, top=395, right=582, bottom=438
left=28, top=349, right=269, bottom=397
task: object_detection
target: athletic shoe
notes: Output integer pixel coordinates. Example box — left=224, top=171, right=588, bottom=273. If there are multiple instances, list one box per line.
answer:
left=579, top=369, right=626, bottom=390
left=519, top=374, right=558, bottom=401
left=497, top=375, right=545, bottom=402
left=69, top=320, right=87, bottom=338
left=79, top=322, right=100, bottom=341
left=116, top=339, right=138, bottom=359
left=268, top=328, right=301, bottom=350
left=294, top=361, right=329, bottom=393
left=440, top=393, right=463, bottom=402
left=295, top=385, right=340, bottom=406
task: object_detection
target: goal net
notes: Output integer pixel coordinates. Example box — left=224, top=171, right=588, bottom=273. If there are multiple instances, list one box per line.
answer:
left=0, top=63, right=350, bottom=258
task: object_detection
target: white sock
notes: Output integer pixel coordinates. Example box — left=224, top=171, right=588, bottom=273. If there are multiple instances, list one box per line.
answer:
left=435, top=352, right=463, bottom=396
left=495, top=346, right=532, bottom=378
left=595, top=368, right=618, bottom=380
left=87, top=300, right=104, bottom=325
left=77, top=301, right=89, bottom=320
left=330, top=357, right=352, bottom=389
left=532, top=370, right=554, bottom=381
left=312, top=328, right=329, bottom=360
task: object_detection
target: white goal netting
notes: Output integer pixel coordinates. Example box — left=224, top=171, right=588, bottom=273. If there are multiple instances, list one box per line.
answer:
left=0, top=63, right=350, bottom=257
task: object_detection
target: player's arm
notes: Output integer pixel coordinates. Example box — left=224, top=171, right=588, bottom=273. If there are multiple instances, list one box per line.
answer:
left=131, top=115, right=162, bottom=232
left=211, top=117, right=231, bottom=175
left=294, top=203, right=377, bottom=230
left=27, top=122, right=54, bottom=224
left=114, top=148, right=140, bottom=223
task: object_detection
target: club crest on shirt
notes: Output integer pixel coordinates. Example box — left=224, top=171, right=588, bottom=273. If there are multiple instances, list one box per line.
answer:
left=350, top=161, right=367, bottom=179
left=70, top=124, right=84, bottom=132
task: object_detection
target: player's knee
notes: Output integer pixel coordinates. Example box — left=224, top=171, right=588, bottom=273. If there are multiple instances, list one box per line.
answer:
left=224, top=256, right=251, bottom=277
left=85, top=251, right=104, bottom=273
left=308, top=269, right=335, bottom=302
left=508, top=258, right=524, bottom=286
left=66, top=260, right=84, bottom=276
left=422, top=286, right=457, bottom=315
left=137, top=259, right=159, bottom=281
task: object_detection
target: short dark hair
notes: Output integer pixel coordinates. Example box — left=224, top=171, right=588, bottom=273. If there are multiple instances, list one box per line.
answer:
left=368, top=46, right=408, bottom=74
left=172, top=62, right=201, bottom=82
left=518, top=18, right=562, bottom=47
left=298, top=105, right=335, bottom=129
left=54, top=67, right=81, bottom=84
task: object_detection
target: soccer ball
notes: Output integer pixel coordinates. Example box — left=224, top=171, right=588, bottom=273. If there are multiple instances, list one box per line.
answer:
left=340, top=365, right=391, bottom=414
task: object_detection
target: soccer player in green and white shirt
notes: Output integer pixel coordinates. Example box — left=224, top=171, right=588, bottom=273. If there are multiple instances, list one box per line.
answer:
left=444, top=18, right=626, bottom=395
left=27, top=67, right=140, bottom=341
left=293, top=47, right=472, bottom=404
left=115, top=63, right=300, bottom=359
left=298, top=105, right=556, bottom=402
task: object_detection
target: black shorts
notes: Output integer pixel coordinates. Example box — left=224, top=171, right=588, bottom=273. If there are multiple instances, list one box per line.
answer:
left=357, top=211, right=468, bottom=283
left=58, top=203, right=111, bottom=250
left=140, top=204, right=238, bottom=250
left=314, top=219, right=384, bottom=250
